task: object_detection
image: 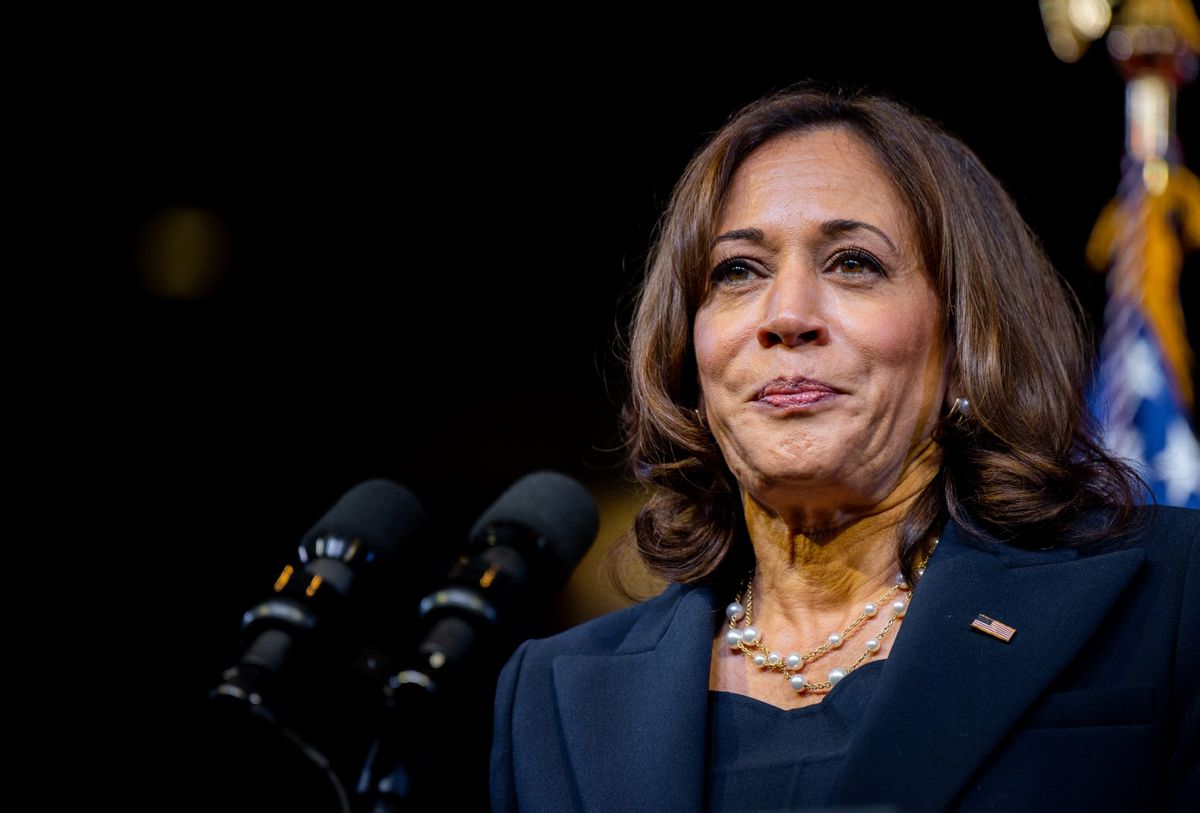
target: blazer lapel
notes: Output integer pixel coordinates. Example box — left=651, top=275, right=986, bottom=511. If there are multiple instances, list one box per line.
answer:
left=833, top=520, right=1146, bottom=812
left=552, top=583, right=719, bottom=812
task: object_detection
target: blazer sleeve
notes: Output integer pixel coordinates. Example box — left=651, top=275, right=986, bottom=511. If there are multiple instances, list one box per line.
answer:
left=491, top=637, right=532, bottom=813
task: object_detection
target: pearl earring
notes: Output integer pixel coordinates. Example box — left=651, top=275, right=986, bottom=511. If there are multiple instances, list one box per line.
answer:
left=946, top=396, right=971, bottom=424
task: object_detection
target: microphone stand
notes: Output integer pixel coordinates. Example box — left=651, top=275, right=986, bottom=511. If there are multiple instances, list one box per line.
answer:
left=355, top=615, right=485, bottom=812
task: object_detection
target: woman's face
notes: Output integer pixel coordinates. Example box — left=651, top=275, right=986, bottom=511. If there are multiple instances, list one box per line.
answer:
left=693, top=127, right=949, bottom=524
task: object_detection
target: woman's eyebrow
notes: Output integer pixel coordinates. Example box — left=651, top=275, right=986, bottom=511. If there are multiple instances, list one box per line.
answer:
left=710, top=220, right=897, bottom=253
left=821, top=219, right=897, bottom=253
left=711, top=227, right=765, bottom=249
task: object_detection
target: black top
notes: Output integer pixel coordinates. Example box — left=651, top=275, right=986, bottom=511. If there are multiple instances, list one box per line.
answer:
left=704, top=660, right=886, bottom=811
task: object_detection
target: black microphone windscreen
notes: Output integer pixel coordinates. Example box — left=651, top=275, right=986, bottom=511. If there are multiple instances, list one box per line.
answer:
left=467, top=471, right=599, bottom=573
left=300, top=479, right=425, bottom=561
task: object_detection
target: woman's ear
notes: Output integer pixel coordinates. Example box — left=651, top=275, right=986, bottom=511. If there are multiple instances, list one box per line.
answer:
left=941, top=342, right=975, bottom=426
left=942, top=338, right=960, bottom=411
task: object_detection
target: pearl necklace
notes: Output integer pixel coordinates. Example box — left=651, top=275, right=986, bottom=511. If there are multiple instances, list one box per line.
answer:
left=723, top=540, right=937, bottom=693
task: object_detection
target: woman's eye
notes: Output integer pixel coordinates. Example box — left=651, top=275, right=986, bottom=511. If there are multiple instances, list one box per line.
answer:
left=711, top=259, right=757, bottom=284
left=830, top=249, right=884, bottom=276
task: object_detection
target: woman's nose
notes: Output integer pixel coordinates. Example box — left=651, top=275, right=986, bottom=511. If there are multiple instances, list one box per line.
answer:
left=756, top=270, right=830, bottom=348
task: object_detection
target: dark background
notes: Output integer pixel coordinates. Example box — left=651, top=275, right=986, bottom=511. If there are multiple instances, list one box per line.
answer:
left=61, top=5, right=1198, bottom=809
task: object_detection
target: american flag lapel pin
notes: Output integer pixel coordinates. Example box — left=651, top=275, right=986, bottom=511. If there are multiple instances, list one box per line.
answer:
left=971, top=613, right=1017, bottom=642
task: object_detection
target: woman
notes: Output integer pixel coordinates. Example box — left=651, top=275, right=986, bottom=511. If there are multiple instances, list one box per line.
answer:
left=491, top=83, right=1199, bottom=812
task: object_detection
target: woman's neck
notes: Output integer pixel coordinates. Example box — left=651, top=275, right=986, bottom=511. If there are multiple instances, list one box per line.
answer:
left=743, top=440, right=940, bottom=621
left=746, top=498, right=907, bottom=620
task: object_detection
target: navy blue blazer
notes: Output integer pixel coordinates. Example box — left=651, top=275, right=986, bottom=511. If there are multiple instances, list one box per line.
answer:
left=491, top=506, right=1199, bottom=812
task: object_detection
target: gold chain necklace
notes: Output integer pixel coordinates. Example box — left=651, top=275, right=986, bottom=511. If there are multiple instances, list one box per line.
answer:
left=723, top=539, right=938, bottom=693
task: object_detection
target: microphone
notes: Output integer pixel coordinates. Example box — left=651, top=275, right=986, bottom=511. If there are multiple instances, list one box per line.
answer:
left=357, top=471, right=599, bottom=810
left=398, top=470, right=599, bottom=696
left=202, top=479, right=425, bottom=812
left=211, top=479, right=426, bottom=722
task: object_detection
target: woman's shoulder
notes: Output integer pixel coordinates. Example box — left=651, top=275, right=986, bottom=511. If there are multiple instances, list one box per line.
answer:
left=1133, top=502, right=1200, bottom=537
left=1038, top=502, right=1200, bottom=558
left=1063, top=504, right=1200, bottom=599
left=1122, top=505, right=1200, bottom=582
left=1106, top=503, right=1200, bottom=558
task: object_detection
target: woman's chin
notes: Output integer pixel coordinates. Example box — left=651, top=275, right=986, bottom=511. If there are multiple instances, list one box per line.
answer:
left=737, top=459, right=849, bottom=491
left=742, top=471, right=854, bottom=506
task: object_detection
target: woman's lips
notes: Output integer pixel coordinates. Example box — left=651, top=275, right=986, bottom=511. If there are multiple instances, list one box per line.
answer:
left=755, top=377, right=842, bottom=408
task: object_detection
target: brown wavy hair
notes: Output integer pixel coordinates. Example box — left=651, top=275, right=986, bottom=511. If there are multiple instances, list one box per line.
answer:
left=618, top=81, right=1144, bottom=590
